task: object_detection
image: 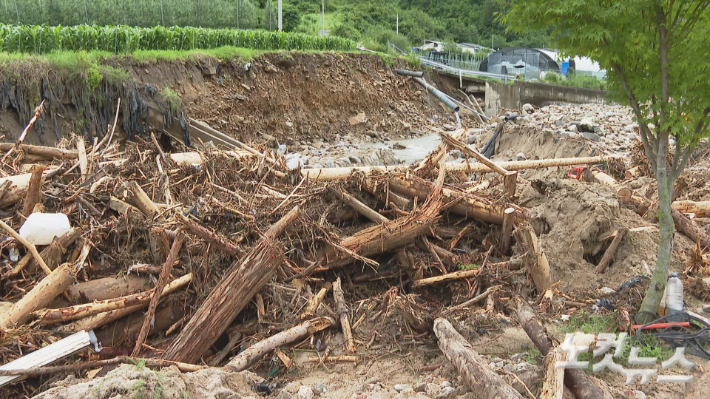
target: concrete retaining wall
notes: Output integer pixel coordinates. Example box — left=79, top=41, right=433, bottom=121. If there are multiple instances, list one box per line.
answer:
left=484, top=80, right=607, bottom=117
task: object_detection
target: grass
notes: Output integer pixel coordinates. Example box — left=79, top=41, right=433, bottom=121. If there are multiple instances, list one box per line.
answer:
left=560, top=310, right=617, bottom=334
left=458, top=263, right=481, bottom=271
left=161, top=87, right=182, bottom=112
left=524, top=348, right=542, bottom=365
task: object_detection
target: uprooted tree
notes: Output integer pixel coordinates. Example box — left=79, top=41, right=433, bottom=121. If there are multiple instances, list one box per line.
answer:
left=499, top=1, right=710, bottom=321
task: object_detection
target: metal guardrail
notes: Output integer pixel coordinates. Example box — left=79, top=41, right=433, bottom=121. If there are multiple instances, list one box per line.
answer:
left=420, top=58, right=514, bottom=82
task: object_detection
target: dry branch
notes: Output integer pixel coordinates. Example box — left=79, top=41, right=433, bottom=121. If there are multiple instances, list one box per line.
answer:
left=225, top=317, right=334, bottom=372
left=179, top=214, right=243, bottom=257
left=125, top=181, right=158, bottom=218
left=672, top=200, right=710, bottom=218
left=163, top=206, right=300, bottom=363
left=67, top=274, right=150, bottom=302
left=515, top=223, right=553, bottom=292
left=329, top=186, right=387, bottom=224
left=671, top=209, right=710, bottom=248
left=2, top=101, right=44, bottom=163
left=0, top=219, right=52, bottom=275
left=596, top=228, right=628, bottom=273
left=132, top=234, right=184, bottom=356
left=0, top=356, right=204, bottom=377
left=333, top=278, right=356, bottom=353
left=434, top=318, right=524, bottom=399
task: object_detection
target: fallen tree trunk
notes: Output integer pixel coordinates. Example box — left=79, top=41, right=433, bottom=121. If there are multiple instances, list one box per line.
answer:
left=301, top=156, right=616, bottom=181
left=541, top=346, right=565, bottom=399
left=387, top=174, right=521, bottom=225
left=433, top=318, right=524, bottom=399
left=515, top=297, right=604, bottom=399
left=33, top=273, right=193, bottom=324
left=0, top=143, right=78, bottom=160
left=1, top=244, right=89, bottom=329
left=671, top=209, right=710, bottom=248
left=163, top=206, right=300, bottom=363
left=67, top=274, right=150, bottom=302
left=56, top=304, right=144, bottom=333
left=672, top=200, right=710, bottom=218
left=320, top=166, right=447, bottom=270
left=225, top=317, right=334, bottom=372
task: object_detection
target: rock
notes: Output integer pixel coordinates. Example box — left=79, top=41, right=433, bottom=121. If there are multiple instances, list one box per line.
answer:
left=349, top=155, right=361, bottom=164
left=278, top=390, right=293, bottom=399
left=413, top=383, right=427, bottom=393
left=440, top=381, right=452, bottom=388
left=516, top=152, right=527, bottom=161
left=313, top=383, right=327, bottom=396
left=437, top=387, right=456, bottom=398
left=394, top=384, right=412, bottom=393
left=425, top=383, right=441, bottom=397
left=392, top=143, right=407, bottom=150
left=264, top=63, right=279, bottom=73
left=599, top=287, right=615, bottom=295
left=568, top=124, right=579, bottom=132
left=297, top=386, right=315, bottom=399
left=349, top=112, right=368, bottom=126
left=581, top=132, right=601, bottom=142
left=522, top=103, right=535, bottom=114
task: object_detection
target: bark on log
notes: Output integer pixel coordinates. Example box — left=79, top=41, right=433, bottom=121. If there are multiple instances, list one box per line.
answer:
left=333, top=278, right=356, bottom=353
left=132, top=234, right=184, bottom=356
left=500, top=208, right=516, bottom=253
left=0, top=244, right=89, bottom=329
left=0, top=143, right=78, bottom=160
left=541, top=346, right=565, bottom=399
left=33, top=273, right=193, bottom=324
left=433, top=318, right=524, bottom=399
left=21, top=165, right=43, bottom=217
left=97, top=302, right=184, bottom=347
left=596, top=228, right=628, bottom=273
left=301, top=156, right=616, bottom=181
left=671, top=209, right=710, bottom=248
left=320, top=166, right=447, bottom=270
left=125, top=181, right=159, bottom=218
left=672, top=200, right=710, bottom=218
left=179, top=214, right=243, bottom=257
left=8, top=227, right=82, bottom=277
left=515, top=223, right=553, bottom=292
left=67, top=275, right=150, bottom=302
left=225, top=317, right=334, bottom=372
left=163, top=206, right=300, bottom=363
left=515, top=297, right=604, bottom=399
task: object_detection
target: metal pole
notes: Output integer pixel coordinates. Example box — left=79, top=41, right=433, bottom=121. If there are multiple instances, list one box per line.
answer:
left=160, top=0, right=164, bottom=26
left=278, top=0, right=282, bottom=31
left=396, top=13, right=398, bottom=34
left=269, top=0, right=272, bottom=30
left=236, top=0, right=240, bottom=29
left=13, top=0, right=19, bottom=24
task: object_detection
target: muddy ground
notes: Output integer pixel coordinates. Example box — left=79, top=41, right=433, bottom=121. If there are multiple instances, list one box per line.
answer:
left=0, top=53, right=709, bottom=399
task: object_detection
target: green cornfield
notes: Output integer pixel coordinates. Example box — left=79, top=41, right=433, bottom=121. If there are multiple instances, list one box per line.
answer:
left=0, top=24, right=357, bottom=54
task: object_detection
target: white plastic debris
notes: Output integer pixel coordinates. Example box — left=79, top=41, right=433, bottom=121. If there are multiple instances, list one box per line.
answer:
left=19, top=213, right=71, bottom=246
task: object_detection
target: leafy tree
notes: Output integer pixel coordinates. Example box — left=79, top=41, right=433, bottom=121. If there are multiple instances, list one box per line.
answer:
left=500, top=0, right=710, bottom=321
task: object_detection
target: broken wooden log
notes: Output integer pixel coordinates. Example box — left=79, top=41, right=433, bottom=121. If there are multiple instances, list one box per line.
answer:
left=20, top=165, right=43, bottom=217
left=0, top=356, right=204, bottom=377
left=333, top=278, right=356, bottom=353
left=412, top=261, right=519, bottom=288
left=2, top=101, right=44, bottom=163
left=515, top=223, right=553, bottom=292
left=97, top=302, right=184, bottom=347
left=329, top=186, right=387, bottom=224
left=225, top=316, right=335, bottom=372
left=301, top=156, right=617, bottom=181
left=596, top=227, right=628, bottom=273
left=433, top=318, right=524, bottom=399
left=125, top=181, right=159, bottom=218
left=0, top=143, right=78, bottom=160
left=540, top=346, right=565, bottom=399
left=514, top=297, right=603, bottom=399
left=1, top=244, right=89, bottom=329
left=132, top=234, right=184, bottom=356
left=672, top=200, right=710, bottom=218
left=671, top=208, right=710, bottom=248
left=302, top=284, right=330, bottom=318
left=500, top=208, right=516, bottom=253
left=33, top=273, right=193, bottom=324
left=67, top=274, right=150, bottom=302
left=163, top=206, right=300, bottom=363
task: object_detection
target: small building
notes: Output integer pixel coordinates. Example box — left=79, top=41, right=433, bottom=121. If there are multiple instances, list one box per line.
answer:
left=415, top=40, right=490, bottom=55
left=480, top=47, right=606, bottom=80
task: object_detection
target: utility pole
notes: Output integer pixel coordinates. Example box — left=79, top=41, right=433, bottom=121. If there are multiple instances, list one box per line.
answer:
left=278, top=0, right=282, bottom=32
left=396, top=13, right=398, bottom=34
left=321, top=0, right=325, bottom=36
left=12, top=0, right=19, bottom=24
left=236, top=0, right=240, bottom=29
left=160, top=0, right=164, bottom=26
left=269, top=0, right=272, bottom=30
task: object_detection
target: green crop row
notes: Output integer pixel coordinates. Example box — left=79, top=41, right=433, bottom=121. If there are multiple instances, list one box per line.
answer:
left=0, top=24, right=356, bottom=54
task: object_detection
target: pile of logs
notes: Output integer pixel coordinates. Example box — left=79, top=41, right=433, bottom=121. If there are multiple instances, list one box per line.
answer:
left=1, top=111, right=705, bottom=398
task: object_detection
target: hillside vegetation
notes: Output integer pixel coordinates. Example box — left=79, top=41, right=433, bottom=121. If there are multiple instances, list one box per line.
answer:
left=0, top=0, right=548, bottom=53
